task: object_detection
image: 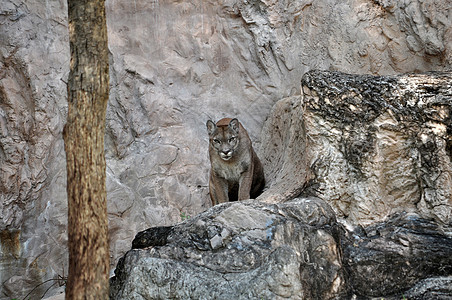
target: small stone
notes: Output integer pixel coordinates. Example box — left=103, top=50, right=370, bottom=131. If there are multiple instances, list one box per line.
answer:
left=209, top=234, right=223, bottom=250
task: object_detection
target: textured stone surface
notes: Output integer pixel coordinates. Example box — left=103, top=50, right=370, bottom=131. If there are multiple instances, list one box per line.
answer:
left=399, top=276, right=452, bottom=300
left=342, top=212, right=452, bottom=297
left=0, top=1, right=69, bottom=299
left=302, top=70, right=452, bottom=225
left=1, top=0, right=452, bottom=298
left=111, top=201, right=452, bottom=299
left=111, top=197, right=347, bottom=300
left=258, top=95, right=311, bottom=203
left=260, top=71, right=452, bottom=225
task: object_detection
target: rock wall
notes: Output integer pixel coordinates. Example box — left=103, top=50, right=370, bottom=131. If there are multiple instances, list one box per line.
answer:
left=1, top=0, right=452, bottom=298
left=0, top=1, right=69, bottom=298
left=259, top=71, right=452, bottom=226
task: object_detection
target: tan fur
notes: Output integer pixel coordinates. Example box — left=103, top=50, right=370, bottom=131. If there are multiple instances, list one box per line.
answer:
left=206, top=118, right=265, bottom=206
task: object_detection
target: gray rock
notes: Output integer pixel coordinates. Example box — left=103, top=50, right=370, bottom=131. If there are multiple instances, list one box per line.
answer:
left=260, top=70, right=452, bottom=226
left=303, top=70, right=452, bottom=225
left=342, top=212, right=452, bottom=298
left=399, top=276, right=452, bottom=300
left=110, top=197, right=347, bottom=300
left=258, top=95, right=311, bottom=203
left=111, top=201, right=452, bottom=299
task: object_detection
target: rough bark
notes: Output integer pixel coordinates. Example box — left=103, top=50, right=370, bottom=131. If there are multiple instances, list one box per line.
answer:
left=64, top=0, right=110, bottom=299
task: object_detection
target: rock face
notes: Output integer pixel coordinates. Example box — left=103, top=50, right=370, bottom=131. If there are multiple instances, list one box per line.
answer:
left=260, top=71, right=452, bottom=226
left=302, top=71, right=452, bottom=225
left=0, top=1, right=69, bottom=298
left=110, top=199, right=452, bottom=299
left=1, top=0, right=452, bottom=298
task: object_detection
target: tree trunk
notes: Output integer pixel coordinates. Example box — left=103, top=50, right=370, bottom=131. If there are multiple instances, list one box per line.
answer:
left=64, top=0, right=110, bottom=298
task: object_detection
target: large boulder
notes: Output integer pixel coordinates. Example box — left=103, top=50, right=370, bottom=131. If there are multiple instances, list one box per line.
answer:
left=260, top=70, right=452, bottom=226
left=110, top=197, right=347, bottom=300
left=302, top=70, right=452, bottom=225
left=342, top=212, right=452, bottom=298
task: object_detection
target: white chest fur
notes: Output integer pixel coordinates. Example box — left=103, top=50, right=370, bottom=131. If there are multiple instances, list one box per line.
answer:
left=214, top=162, right=244, bottom=182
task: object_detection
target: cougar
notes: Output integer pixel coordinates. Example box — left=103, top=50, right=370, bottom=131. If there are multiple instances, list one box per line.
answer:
left=206, top=118, right=265, bottom=205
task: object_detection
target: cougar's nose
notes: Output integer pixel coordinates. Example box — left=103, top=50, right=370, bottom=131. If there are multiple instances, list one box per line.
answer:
left=222, top=149, right=232, bottom=155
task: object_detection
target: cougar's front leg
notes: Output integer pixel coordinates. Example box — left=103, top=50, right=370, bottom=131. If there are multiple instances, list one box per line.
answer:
left=238, top=166, right=253, bottom=200
left=209, top=174, right=229, bottom=205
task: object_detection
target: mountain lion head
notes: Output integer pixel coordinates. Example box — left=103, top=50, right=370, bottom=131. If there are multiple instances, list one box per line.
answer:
left=206, top=118, right=240, bottom=161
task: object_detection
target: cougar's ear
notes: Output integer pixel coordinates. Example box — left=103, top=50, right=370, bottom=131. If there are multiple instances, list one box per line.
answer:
left=229, top=118, right=239, bottom=133
left=206, top=120, right=216, bottom=136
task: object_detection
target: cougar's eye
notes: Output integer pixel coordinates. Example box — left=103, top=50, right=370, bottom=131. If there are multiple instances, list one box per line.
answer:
left=229, top=137, right=237, bottom=143
left=213, top=139, right=221, bottom=145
